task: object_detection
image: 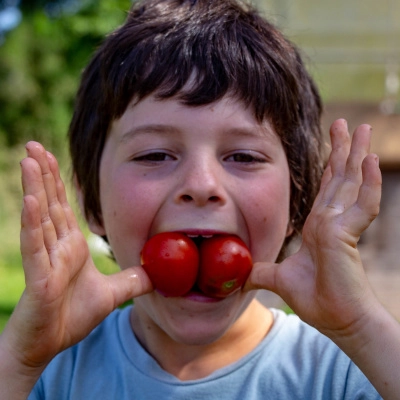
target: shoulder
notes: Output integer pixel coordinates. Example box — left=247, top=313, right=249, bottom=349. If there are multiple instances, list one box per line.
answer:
left=267, top=308, right=332, bottom=350
left=62, top=304, right=134, bottom=360
left=29, top=306, right=135, bottom=399
left=257, top=309, right=382, bottom=399
left=266, top=309, right=356, bottom=373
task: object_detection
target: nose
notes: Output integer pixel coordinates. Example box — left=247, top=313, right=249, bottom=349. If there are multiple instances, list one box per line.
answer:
left=174, top=155, right=227, bottom=207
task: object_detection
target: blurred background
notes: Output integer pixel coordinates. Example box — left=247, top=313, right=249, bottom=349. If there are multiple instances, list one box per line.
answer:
left=0, top=0, right=399, bottom=331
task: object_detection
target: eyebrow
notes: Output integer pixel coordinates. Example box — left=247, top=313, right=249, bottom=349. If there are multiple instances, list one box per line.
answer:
left=224, top=125, right=277, bottom=139
left=221, top=125, right=281, bottom=146
left=119, top=124, right=180, bottom=144
left=118, top=122, right=279, bottom=144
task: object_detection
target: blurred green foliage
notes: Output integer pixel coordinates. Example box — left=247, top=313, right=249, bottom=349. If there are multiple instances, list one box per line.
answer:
left=0, top=0, right=132, bottom=150
left=0, top=0, right=132, bottom=331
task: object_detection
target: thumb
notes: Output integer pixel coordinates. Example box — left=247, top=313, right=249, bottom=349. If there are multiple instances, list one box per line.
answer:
left=244, top=261, right=280, bottom=292
left=107, top=265, right=154, bottom=307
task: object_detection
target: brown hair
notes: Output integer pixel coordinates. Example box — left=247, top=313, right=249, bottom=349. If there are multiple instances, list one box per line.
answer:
left=69, top=0, right=324, bottom=244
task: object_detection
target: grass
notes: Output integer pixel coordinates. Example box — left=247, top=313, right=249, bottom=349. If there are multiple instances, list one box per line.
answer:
left=0, top=264, right=24, bottom=332
left=0, top=143, right=25, bottom=331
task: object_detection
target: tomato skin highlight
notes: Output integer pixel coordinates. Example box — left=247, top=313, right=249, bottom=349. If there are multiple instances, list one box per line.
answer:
left=140, top=232, right=199, bottom=297
left=197, top=235, right=253, bottom=298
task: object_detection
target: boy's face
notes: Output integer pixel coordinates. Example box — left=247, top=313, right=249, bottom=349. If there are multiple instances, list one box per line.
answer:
left=89, top=94, right=293, bottom=345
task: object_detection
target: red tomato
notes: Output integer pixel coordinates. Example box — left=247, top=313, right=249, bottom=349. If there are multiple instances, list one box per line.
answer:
left=141, top=232, right=199, bottom=297
left=197, top=235, right=252, bottom=298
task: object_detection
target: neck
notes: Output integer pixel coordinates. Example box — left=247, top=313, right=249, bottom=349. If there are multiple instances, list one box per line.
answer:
left=130, top=299, right=273, bottom=381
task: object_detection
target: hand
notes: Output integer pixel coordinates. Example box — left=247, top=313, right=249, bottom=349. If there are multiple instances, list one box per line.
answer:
left=2, top=142, right=152, bottom=370
left=246, top=119, right=382, bottom=339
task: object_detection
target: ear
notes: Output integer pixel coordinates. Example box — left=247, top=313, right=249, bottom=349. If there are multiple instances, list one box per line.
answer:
left=74, top=175, right=106, bottom=236
left=285, top=219, right=294, bottom=238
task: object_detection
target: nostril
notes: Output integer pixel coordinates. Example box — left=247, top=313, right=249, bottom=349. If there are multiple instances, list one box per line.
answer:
left=180, top=194, right=220, bottom=203
left=181, top=194, right=193, bottom=202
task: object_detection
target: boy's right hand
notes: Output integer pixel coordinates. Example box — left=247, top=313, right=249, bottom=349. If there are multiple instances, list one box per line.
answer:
left=1, top=142, right=152, bottom=384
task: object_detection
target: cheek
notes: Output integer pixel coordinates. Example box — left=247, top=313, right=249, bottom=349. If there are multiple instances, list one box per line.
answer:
left=244, top=179, right=291, bottom=263
left=99, top=175, right=165, bottom=268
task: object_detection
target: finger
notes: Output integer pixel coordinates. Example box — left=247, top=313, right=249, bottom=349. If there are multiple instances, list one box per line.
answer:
left=107, top=266, right=153, bottom=306
left=47, top=151, right=79, bottom=231
left=20, top=194, right=52, bottom=283
left=328, top=124, right=372, bottom=211
left=25, top=142, right=71, bottom=244
left=328, top=119, right=351, bottom=178
left=25, top=142, right=57, bottom=212
left=342, top=153, right=382, bottom=237
left=311, top=163, right=332, bottom=208
left=317, top=120, right=351, bottom=206
left=243, top=261, right=280, bottom=292
left=46, top=151, right=68, bottom=205
left=21, top=156, right=58, bottom=251
left=344, top=124, right=372, bottom=184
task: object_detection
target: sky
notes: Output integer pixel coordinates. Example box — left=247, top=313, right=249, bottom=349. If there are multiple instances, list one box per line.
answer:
left=0, top=0, right=86, bottom=42
left=0, top=1, right=21, bottom=34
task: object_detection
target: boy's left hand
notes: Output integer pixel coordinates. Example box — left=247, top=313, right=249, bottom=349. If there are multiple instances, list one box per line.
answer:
left=246, top=119, right=383, bottom=341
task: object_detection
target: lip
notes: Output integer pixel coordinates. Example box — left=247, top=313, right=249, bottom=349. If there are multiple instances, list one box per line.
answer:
left=174, top=229, right=233, bottom=237
left=183, top=290, right=224, bottom=303
left=170, top=229, right=248, bottom=246
left=157, top=288, right=224, bottom=303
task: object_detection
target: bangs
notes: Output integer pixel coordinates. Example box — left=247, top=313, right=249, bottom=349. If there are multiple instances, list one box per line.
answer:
left=101, top=0, right=300, bottom=125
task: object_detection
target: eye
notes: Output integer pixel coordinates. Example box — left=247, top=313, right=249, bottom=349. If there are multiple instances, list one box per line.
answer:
left=132, top=151, right=176, bottom=163
left=225, top=151, right=267, bottom=164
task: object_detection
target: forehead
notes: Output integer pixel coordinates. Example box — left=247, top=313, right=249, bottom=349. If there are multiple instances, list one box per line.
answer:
left=110, top=94, right=280, bottom=144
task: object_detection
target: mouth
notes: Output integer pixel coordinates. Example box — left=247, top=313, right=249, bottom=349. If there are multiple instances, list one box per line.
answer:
left=185, top=233, right=214, bottom=249
left=146, top=230, right=251, bottom=301
left=179, top=229, right=239, bottom=243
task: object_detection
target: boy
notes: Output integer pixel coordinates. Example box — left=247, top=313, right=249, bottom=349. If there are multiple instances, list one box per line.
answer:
left=1, top=0, right=400, bottom=398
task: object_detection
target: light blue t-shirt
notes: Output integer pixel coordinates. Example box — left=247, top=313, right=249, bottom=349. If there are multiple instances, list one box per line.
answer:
left=28, top=306, right=381, bottom=399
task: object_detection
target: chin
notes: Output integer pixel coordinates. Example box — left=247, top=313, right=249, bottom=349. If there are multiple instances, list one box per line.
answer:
left=167, top=324, right=231, bottom=347
left=135, top=290, right=257, bottom=347
left=162, top=298, right=254, bottom=347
